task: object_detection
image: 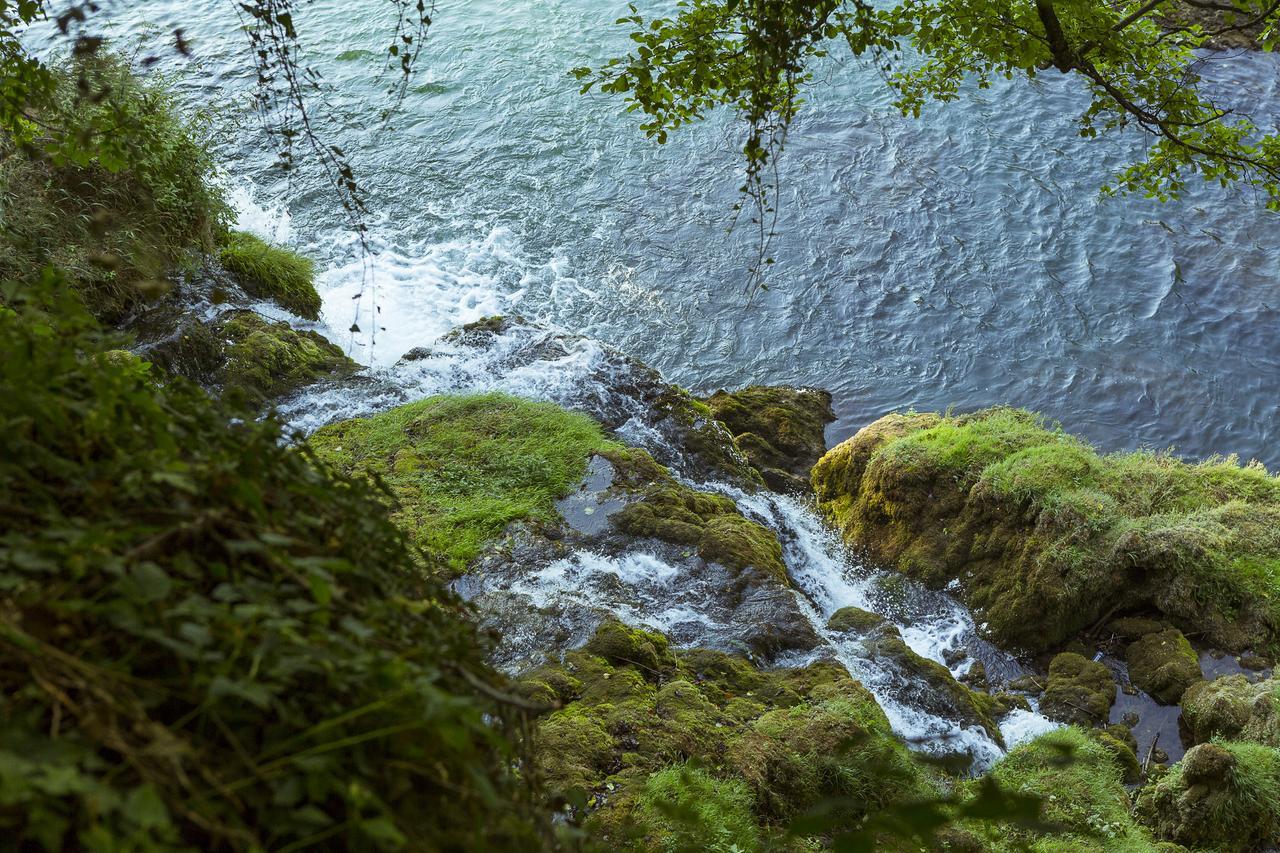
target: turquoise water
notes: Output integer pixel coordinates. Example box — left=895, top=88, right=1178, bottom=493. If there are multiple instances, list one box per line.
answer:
left=79, top=1, right=1280, bottom=464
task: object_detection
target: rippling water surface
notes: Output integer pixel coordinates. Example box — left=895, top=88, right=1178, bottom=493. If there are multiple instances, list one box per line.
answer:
left=89, top=0, right=1280, bottom=462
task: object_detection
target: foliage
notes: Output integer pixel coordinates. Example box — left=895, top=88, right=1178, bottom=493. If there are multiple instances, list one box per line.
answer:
left=310, top=392, right=618, bottom=574
left=632, top=764, right=760, bottom=853
left=0, top=274, right=549, bottom=851
left=0, top=52, right=230, bottom=319
left=813, top=406, right=1280, bottom=653
left=218, top=231, right=321, bottom=320
left=577, top=0, right=1280, bottom=282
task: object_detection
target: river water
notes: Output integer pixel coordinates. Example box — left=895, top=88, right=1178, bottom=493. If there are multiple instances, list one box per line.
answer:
left=67, top=0, right=1280, bottom=467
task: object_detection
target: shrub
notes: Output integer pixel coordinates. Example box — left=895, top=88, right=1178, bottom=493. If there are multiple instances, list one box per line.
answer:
left=0, top=276, right=547, bottom=850
left=0, top=53, right=230, bottom=319
left=218, top=230, right=321, bottom=319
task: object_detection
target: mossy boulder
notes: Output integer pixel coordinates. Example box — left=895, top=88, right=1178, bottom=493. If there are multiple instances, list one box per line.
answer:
left=1181, top=676, right=1280, bottom=746
left=311, top=393, right=615, bottom=573
left=217, top=310, right=357, bottom=404
left=965, top=727, right=1161, bottom=851
left=605, top=448, right=788, bottom=586
left=1135, top=741, right=1280, bottom=851
left=812, top=407, right=1280, bottom=653
left=1126, top=629, right=1202, bottom=705
left=827, top=605, right=887, bottom=635
left=1040, top=652, right=1117, bottom=727
left=860, top=623, right=1004, bottom=745
left=218, top=230, right=321, bottom=319
left=702, top=385, right=835, bottom=492
left=522, top=623, right=937, bottom=848
left=586, top=619, right=678, bottom=680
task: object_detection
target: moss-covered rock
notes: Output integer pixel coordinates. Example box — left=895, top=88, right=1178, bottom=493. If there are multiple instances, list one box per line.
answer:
left=812, top=407, right=1280, bottom=653
left=1135, top=741, right=1280, bottom=851
left=1182, top=676, right=1280, bottom=746
left=217, top=310, right=357, bottom=404
left=311, top=393, right=616, bottom=573
left=1126, top=629, right=1202, bottom=705
left=605, top=448, right=789, bottom=586
left=523, top=622, right=937, bottom=847
left=703, top=385, right=835, bottom=493
left=860, top=623, right=1004, bottom=745
left=827, top=605, right=887, bottom=635
left=218, top=230, right=321, bottom=320
left=586, top=619, right=678, bottom=680
left=1040, top=652, right=1116, bottom=727
left=966, top=727, right=1161, bottom=851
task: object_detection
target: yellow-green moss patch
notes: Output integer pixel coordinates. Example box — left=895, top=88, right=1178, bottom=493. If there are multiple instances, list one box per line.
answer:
left=219, top=230, right=321, bottom=320
left=813, top=407, right=1280, bottom=653
left=309, top=392, right=617, bottom=573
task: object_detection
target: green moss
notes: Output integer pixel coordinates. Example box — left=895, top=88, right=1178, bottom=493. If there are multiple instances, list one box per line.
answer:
left=218, top=310, right=357, bottom=405
left=813, top=407, right=1280, bottom=653
left=524, top=622, right=933, bottom=845
left=1182, top=676, right=1280, bottom=746
left=310, top=392, right=616, bottom=573
left=609, top=451, right=789, bottom=585
left=585, top=619, right=678, bottom=680
left=1040, top=652, right=1116, bottom=726
left=969, top=727, right=1160, bottom=852
left=703, top=385, right=834, bottom=491
left=827, top=605, right=887, bottom=634
left=728, top=685, right=936, bottom=825
left=631, top=764, right=760, bottom=853
left=218, top=230, right=321, bottom=320
left=1126, top=629, right=1202, bottom=705
left=1135, top=741, right=1280, bottom=851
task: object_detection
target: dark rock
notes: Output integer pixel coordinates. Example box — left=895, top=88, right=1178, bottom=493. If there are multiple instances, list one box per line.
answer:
left=826, top=606, right=886, bottom=635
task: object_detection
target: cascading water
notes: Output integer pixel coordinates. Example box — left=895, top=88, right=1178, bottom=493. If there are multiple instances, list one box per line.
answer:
left=263, top=221, right=1060, bottom=768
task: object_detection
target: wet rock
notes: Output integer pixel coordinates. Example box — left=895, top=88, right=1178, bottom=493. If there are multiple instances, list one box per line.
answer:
left=942, top=646, right=967, bottom=667
left=1181, top=675, right=1280, bottom=746
left=702, top=385, right=835, bottom=493
left=1239, top=653, right=1273, bottom=671
left=1107, top=616, right=1171, bottom=641
left=860, top=623, right=1004, bottom=745
left=1007, top=674, right=1044, bottom=696
left=959, top=661, right=988, bottom=690
left=1126, top=629, right=1202, bottom=705
left=1135, top=741, right=1280, bottom=851
left=1040, top=652, right=1116, bottom=727
left=826, top=606, right=886, bottom=635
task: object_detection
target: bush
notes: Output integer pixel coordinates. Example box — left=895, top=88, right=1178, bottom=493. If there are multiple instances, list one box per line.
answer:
left=0, top=53, right=230, bottom=320
left=218, top=231, right=321, bottom=320
left=0, top=276, right=548, bottom=850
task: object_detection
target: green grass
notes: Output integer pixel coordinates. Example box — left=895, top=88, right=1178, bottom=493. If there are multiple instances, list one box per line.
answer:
left=634, top=764, right=760, bottom=853
left=309, top=392, right=618, bottom=573
left=971, top=727, right=1160, bottom=852
left=219, top=231, right=321, bottom=320
left=0, top=54, right=230, bottom=320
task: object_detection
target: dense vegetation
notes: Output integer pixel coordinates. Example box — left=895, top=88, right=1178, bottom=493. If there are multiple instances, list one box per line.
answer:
left=0, top=277, right=548, bottom=850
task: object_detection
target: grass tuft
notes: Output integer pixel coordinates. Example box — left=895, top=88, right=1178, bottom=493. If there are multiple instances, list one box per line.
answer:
left=219, top=230, right=321, bottom=319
